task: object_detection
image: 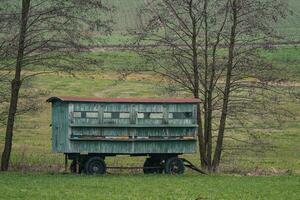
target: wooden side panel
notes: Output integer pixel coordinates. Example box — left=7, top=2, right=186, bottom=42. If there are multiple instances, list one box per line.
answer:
left=51, top=102, right=198, bottom=154
left=65, top=140, right=196, bottom=154
left=71, top=127, right=196, bottom=137
left=102, top=103, right=131, bottom=125
left=51, top=102, right=58, bottom=151
left=135, top=104, right=164, bottom=125
left=51, top=101, right=69, bottom=152
left=134, top=127, right=196, bottom=137
left=167, top=103, right=194, bottom=125
left=73, top=103, right=100, bottom=125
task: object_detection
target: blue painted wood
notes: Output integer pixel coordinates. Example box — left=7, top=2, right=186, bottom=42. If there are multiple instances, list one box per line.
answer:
left=70, top=124, right=198, bottom=128
left=51, top=101, right=198, bottom=154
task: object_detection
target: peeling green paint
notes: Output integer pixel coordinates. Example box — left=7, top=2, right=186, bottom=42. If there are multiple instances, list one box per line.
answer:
left=51, top=102, right=198, bottom=154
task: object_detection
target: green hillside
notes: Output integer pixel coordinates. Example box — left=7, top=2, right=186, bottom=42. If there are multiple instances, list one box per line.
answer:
left=106, top=0, right=300, bottom=42
left=276, top=0, right=300, bottom=41
left=105, top=0, right=143, bottom=32
left=0, top=47, right=299, bottom=173
left=1, top=0, right=299, bottom=43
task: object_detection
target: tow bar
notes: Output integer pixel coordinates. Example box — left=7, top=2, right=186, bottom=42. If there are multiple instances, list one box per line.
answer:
left=181, top=158, right=207, bottom=174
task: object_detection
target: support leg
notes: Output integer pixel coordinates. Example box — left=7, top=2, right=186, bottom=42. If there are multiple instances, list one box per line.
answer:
left=64, top=154, right=68, bottom=172
left=76, top=156, right=79, bottom=174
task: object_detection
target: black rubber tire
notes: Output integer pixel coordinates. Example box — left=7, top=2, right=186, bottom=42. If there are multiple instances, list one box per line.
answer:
left=143, top=157, right=163, bottom=174
left=84, top=157, right=106, bottom=175
left=164, top=157, right=185, bottom=175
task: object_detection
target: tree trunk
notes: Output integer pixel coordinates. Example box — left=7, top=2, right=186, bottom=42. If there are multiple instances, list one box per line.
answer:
left=212, top=0, right=238, bottom=172
left=196, top=103, right=207, bottom=169
left=1, top=0, right=30, bottom=171
left=189, top=6, right=207, bottom=170
left=202, top=0, right=213, bottom=171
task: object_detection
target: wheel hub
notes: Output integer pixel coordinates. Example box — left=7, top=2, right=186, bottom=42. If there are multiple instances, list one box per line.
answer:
left=92, top=165, right=99, bottom=171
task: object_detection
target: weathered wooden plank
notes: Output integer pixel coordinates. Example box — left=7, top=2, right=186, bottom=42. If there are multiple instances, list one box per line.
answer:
left=51, top=101, right=198, bottom=154
left=62, top=140, right=196, bottom=154
left=69, top=138, right=196, bottom=142
left=70, top=124, right=198, bottom=128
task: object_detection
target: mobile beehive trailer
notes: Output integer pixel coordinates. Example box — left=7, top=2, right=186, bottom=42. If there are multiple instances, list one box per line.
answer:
left=47, top=96, right=200, bottom=174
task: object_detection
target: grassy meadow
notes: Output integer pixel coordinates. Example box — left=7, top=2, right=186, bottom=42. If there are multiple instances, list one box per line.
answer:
left=79, top=0, right=300, bottom=45
left=0, top=46, right=299, bottom=172
left=0, top=46, right=299, bottom=199
left=0, top=1, right=300, bottom=200
left=0, top=173, right=300, bottom=200
left=99, top=0, right=300, bottom=44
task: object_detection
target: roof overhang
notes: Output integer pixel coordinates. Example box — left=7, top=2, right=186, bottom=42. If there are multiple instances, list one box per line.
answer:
left=47, top=96, right=200, bottom=104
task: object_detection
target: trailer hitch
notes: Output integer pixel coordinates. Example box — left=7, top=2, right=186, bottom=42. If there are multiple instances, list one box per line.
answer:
left=181, top=158, right=207, bottom=175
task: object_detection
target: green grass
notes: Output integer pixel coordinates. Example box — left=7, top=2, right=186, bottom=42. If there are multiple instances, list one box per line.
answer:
left=83, top=0, right=300, bottom=45
left=262, top=46, right=300, bottom=80
left=0, top=47, right=299, bottom=171
left=276, top=0, right=300, bottom=41
left=103, top=0, right=143, bottom=32
left=2, top=0, right=299, bottom=44
left=0, top=3, right=299, bottom=199
left=0, top=47, right=300, bottom=172
left=0, top=173, right=299, bottom=200
left=0, top=47, right=299, bottom=200
left=103, top=0, right=300, bottom=42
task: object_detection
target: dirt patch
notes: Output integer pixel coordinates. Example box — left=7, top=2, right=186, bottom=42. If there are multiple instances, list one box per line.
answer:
left=10, top=163, right=65, bottom=173
left=223, top=166, right=296, bottom=176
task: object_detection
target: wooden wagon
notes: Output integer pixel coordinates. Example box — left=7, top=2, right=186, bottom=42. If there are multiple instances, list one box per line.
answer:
left=47, top=96, right=200, bottom=174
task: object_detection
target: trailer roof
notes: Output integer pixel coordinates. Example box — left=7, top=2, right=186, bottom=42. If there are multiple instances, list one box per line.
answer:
left=47, top=96, right=200, bottom=103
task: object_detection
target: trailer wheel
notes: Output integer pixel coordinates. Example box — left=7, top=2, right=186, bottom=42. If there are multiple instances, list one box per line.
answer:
left=84, top=157, right=106, bottom=175
left=143, top=157, right=163, bottom=174
left=165, top=157, right=185, bottom=175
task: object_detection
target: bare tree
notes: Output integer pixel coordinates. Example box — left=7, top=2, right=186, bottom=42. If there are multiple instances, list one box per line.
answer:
left=134, top=0, right=291, bottom=172
left=0, top=0, right=112, bottom=171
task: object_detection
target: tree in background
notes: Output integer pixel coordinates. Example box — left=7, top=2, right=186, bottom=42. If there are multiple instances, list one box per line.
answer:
left=135, top=0, right=293, bottom=172
left=0, top=0, right=112, bottom=171
left=0, top=4, right=43, bottom=128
